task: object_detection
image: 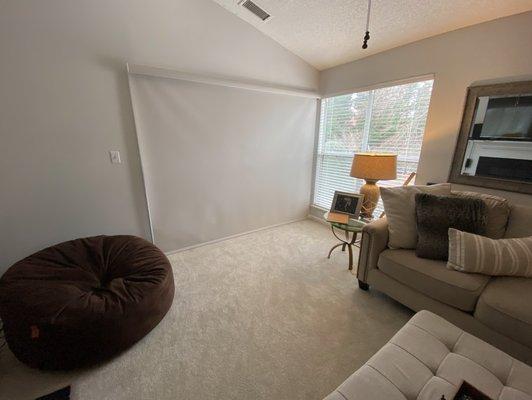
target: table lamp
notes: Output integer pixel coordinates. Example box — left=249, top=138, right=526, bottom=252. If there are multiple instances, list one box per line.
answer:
left=350, top=153, right=397, bottom=218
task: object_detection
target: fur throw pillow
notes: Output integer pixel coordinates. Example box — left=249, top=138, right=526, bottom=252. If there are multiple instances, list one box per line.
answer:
left=415, top=193, right=487, bottom=260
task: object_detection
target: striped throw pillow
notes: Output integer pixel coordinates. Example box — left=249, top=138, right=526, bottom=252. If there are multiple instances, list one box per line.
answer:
left=447, top=228, right=532, bottom=277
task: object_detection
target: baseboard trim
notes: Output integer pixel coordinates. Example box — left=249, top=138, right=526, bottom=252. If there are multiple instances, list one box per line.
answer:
left=307, top=214, right=328, bottom=226
left=164, top=217, right=308, bottom=256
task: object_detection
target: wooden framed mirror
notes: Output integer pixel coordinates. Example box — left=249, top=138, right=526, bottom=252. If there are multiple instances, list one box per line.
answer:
left=449, top=81, right=532, bottom=194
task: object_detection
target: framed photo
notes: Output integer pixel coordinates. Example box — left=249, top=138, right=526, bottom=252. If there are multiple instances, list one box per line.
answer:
left=330, top=191, right=364, bottom=218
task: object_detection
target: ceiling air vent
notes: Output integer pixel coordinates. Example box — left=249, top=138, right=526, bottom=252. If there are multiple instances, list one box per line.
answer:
left=240, top=0, right=270, bottom=21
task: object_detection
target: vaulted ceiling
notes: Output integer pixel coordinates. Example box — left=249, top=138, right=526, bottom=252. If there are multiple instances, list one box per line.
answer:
left=212, top=0, right=532, bottom=70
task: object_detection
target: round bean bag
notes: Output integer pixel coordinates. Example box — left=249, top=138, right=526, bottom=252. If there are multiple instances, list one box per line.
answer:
left=0, top=235, right=174, bottom=370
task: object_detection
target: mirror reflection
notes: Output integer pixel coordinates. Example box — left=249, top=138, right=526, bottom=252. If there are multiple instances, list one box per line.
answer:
left=460, top=94, right=532, bottom=182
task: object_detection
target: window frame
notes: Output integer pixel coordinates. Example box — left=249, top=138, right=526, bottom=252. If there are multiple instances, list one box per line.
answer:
left=311, top=75, right=435, bottom=211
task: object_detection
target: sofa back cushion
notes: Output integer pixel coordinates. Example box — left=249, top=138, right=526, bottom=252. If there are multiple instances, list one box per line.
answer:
left=453, top=191, right=510, bottom=239
left=505, top=204, right=532, bottom=238
left=381, top=183, right=451, bottom=249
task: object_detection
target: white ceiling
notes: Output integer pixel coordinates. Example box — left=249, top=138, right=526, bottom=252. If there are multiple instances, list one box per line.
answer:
left=211, top=0, right=532, bottom=70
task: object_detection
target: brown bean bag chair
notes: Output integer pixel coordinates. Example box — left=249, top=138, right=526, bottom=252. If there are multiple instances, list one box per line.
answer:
left=0, top=235, right=174, bottom=370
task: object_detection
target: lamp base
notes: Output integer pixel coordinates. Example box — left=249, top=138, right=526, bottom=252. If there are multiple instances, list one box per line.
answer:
left=359, top=180, right=380, bottom=219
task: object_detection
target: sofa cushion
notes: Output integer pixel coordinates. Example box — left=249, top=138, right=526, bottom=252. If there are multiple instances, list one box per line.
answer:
left=415, top=193, right=486, bottom=260
left=475, top=277, right=532, bottom=349
left=448, top=229, right=532, bottom=277
left=505, top=204, right=532, bottom=238
left=377, top=249, right=490, bottom=311
left=454, top=191, right=510, bottom=239
left=324, top=310, right=532, bottom=400
left=380, top=183, right=452, bottom=249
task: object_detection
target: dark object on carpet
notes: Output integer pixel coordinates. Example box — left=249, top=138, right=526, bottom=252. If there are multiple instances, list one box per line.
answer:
left=415, top=193, right=486, bottom=260
left=0, top=235, right=174, bottom=370
left=36, top=386, right=71, bottom=400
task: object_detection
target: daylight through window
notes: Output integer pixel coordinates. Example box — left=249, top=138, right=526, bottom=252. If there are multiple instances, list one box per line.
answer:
left=313, top=79, right=434, bottom=212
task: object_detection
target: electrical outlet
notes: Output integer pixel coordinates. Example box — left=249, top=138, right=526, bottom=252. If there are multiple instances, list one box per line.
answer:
left=109, top=150, right=122, bottom=164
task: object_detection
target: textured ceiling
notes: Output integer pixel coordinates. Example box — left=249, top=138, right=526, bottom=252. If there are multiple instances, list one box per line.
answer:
left=211, top=0, right=532, bottom=70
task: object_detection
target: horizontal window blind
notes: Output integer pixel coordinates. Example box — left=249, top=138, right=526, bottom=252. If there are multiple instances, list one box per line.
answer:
left=314, top=79, right=434, bottom=214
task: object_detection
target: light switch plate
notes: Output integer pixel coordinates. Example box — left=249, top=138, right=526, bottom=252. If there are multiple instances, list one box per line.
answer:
left=109, top=150, right=122, bottom=164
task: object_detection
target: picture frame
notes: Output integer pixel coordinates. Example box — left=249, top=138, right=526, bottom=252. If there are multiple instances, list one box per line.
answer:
left=330, top=191, right=364, bottom=218
left=448, top=80, right=532, bottom=194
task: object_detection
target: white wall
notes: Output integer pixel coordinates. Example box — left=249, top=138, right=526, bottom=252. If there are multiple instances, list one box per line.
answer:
left=0, top=0, right=318, bottom=273
left=319, top=11, right=532, bottom=205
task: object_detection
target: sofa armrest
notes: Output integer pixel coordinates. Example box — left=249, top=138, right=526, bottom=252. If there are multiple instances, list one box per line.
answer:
left=357, top=217, right=389, bottom=284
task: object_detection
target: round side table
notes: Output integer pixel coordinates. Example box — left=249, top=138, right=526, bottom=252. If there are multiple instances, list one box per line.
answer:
left=323, top=212, right=366, bottom=270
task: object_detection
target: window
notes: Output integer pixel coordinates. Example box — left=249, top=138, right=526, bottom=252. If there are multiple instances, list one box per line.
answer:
left=313, top=79, right=434, bottom=212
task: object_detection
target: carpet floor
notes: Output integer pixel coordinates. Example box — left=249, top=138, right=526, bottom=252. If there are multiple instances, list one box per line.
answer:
left=0, top=219, right=412, bottom=400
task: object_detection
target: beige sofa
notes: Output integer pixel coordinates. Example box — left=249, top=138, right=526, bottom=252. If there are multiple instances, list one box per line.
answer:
left=357, top=201, right=532, bottom=365
left=325, top=310, right=532, bottom=400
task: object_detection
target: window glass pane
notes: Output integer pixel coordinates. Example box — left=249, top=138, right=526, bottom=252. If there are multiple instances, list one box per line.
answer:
left=313, top=79, right=434, bottom=214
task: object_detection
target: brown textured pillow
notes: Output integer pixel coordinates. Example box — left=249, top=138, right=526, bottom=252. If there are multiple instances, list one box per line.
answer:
left=415, top=193, right=487, bottom=260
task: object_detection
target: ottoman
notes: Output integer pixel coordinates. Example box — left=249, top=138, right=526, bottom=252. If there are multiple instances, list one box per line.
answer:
left=325, top=310, right=532, bottom=400
left=0, top=235, right=174, bottom=370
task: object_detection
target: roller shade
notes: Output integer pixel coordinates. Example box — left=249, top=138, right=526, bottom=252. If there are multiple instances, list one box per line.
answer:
left=128, top=70, right=317, bottom=252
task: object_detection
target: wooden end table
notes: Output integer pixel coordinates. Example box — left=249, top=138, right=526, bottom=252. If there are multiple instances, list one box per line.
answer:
left=323, top=212, right=366, bottom=271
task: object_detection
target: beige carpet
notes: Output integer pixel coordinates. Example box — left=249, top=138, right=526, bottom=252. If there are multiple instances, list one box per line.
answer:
left=0, top=219, right=412, bottom=400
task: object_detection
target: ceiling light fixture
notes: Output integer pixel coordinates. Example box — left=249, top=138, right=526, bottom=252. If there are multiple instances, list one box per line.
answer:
left=362, top=0, right=371, bottom=49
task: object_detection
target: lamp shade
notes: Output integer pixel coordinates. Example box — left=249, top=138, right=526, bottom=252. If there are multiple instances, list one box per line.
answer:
left=350, top=153, right=397, bottom=181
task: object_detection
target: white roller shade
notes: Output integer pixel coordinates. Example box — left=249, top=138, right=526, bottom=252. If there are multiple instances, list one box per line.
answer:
left=129, top=72, right=317, bottom=252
